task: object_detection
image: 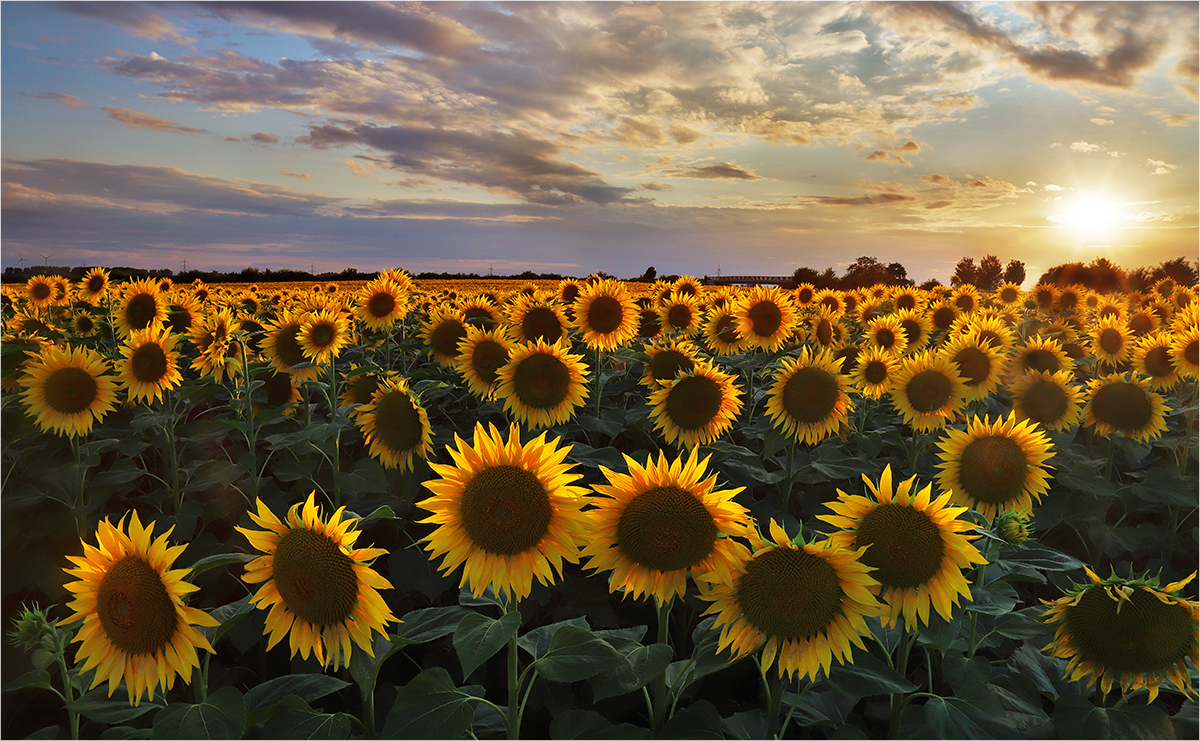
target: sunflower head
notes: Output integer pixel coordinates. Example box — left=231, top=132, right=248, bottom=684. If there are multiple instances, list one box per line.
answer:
left=573, top=279, right=639, bottom=351
left=118, top=325, right=183, bottom=404
left=658, top=292, right=703, bottom=336
left=819, top=465, right=987, bottom=630
left=1083, top=373, right=1169, bottom=444
left=238, top=494, right=398, bottom=670
left=494, top=338, right=590, bottom=429
left=116, top=279, right=166, bottom=337
left=355, top=277, right=408, bottom=330
left=992, top=509, right=1033, bottom=548
left=1041, top=569, right=1198, bottom=702
left=647, top=360, right=743, bottom=448
left=356, top=377, right=433, bottom=472
left=764, top=348, right=854, bottom=445
left=888, top=351, right=968, bottom=433
left=418, top=423, right=593, bottom=602
left=454, top=324, right=516, bottom=399
left=640, top=337, right=700, bottom=388
left=935, top=412, right=1055, bottom=521
left=507, top=296, right=568, bottom=345
left=298, top=309, right=350, bottom=364
left=20, top=345, right=118, bottom=437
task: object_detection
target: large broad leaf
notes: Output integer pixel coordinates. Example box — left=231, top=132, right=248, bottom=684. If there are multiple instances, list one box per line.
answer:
left=397, top=606, right=473, bottom=644
left=517, top=616, right=590, bottom=659
left=151, top=686, right=246, bottom=740
left=661, top=700, right=725, bottom=739
left=825, top=651, right=917, bottom=697
left=67, top=687, right=164, bottom=725
left=380, top=668, right=484, bottom=740
left=243, top=674, right=350, bottom=712
left=548, top=709, right=651, bottom=739
left=260, top=695, right=350, bottom=740
left=923, top=691, right=1019, bottom=740
left=1052, top=694, right=1176, bottom=740
left=453, top=611, right=522, bottom=680
left=590, top=643, right=674, bottom=702
left=996, top=547, right=1083, bottom=572
left=534, top=626, right=626, bottom=683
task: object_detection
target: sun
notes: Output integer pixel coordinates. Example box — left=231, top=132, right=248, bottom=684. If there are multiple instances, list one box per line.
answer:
left=1052, top=193, right=1121, bottom=235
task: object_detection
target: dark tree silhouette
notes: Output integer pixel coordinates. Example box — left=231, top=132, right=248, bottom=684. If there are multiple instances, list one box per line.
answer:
left=1004, top=260, right=1026, bottom=286
left=951, top=257, right=976, bottom=287
left=976, top=254, right=1003, bottom=291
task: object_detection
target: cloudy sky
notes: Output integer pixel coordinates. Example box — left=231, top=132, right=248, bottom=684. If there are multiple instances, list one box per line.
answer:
left=2, top=1, right=1197, bottom=283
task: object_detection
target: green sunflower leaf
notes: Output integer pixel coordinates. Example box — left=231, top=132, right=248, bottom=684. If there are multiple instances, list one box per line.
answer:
left=151, top=686, right=246, bottom=740
left=259, top=695, right=350, bottom=740
left=243, top=674, right=351, bottom=713
left=380, top=667, right=484, bottom=740
left=453, top=611, right=521, bottom=680
left=825, top=651, right=917, bottom=697
left=548, top=709, right=650, bottom=739
left=533, top=626, right=626, bottom=683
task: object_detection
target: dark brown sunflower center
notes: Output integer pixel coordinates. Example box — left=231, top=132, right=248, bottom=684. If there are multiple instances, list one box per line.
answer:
left=470, top=340, right=508, bottom=385
left=616, top=485, right=717, bottom=572
left=957, top=436, right=1028, bottom=505
left=1186, top=340, right=1198, bottom=366
left=31, top=283, right=52, bottom=301
left=666, top=375, right=723, bottom=431
left=854, top=502, right=945, bottom=588
left=905, top=369, right=953, bottom=413
left=367, top=292, right=396, bottom=318
left=1066, top=587, right=1195, bottom=674
left=96, top=555, right=178, bottom=655
left=863, top=360, right=889, bottom=385
left=44, top=366, right=99, bottom=415
left=715, top=315, right=740, bottom=344
left=587, top=296, right=624, bottom=334
left=1098, top=328, right=1125, bottom=356
left=272, top=529, right=358, bottom=627
left=667, top=304, right=693, bottom=330
left=372, top=390, right=424, bottom=453
left=932, top=307, right=956, bottom=330
left=431, top=319, right=467, bottom=357
left=1143, top=346, right=1174, bottom=378
left=835, top=346, right=859, bottom=373
left=900, top=319, right=923, bottom=346
left=955, top=295, right=976, bottom=312
left=1022, top=349, right=1061, bottom=374
left=308, top=322, right=337, bottom=348
left=514, top=352, right=571, bottom=410
left=1128, top=314, right=1154, bottom=336
left=977, top=330, right=1003, bottom=349
left=75, top=315, right=96, bottom=333
left=167, top=306, right=194, bottom=333
left=748, top=302, right=783, bottom=337
left=460, top=465, right=551, bottom=555
left=561, top=285, right=580, bottom=304
left=86, top=275, right=106, bottom=293
left=1000, top=287, right=1019, bottom=304
left=521, top=307, right=563, bottom=343
left=896, top=294, right=917, bottom=311
left=782, top=366, right=839, bottom=424
left=815, top=319, right=834, bottom=347
left=1058, top=292, right=1078, bottom=310
left=1091, top=382, right=1152, bottom=431
left=875, top=328, right=897, bottom=349
left=262, top=371, right=295, bottom=407
left=639, top=310, right=661, bottom=338
left=953, top=347, right=991, bottom=386
left=1020, top=379, right=1069, bottom=425
left=649, top=350, right=694, bottom=384
left=131, top=342, right=169, bottom=383
left=735, top=547, right=844, bottom=641
left=796, top=288, right=814, bottom=304
left=125, top=293, right=158, bottom=330
left=1036, top=291, right=1054, bottom=309
left=275, top=325, right=307, bottom=368
left=1098, top=306, right=1120, bottom=320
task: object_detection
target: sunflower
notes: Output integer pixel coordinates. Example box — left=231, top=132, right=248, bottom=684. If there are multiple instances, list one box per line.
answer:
left=72, top=311, right=100, bottom=338
left=1041, top=568, right=1198, bottom=702
left=20, top=345, right=118, bottom=437
left=894, top=308, right=932, bottom=354
left=658, top=292, right=703, bottom=336
left=6, top=312, right=53, bottom=338
left=850, top=344, right=899, bottom=399
left=77, top=268, right=111, bottom=305
left=455, top=325, right=516, bottom=399
left=571, top=279, right=638, bottom=351
left=495, top=338, right=590, bottom=428
left=928, top=301, right=960, bottom=333
left=934, top=412, right=1055, bottom=521
left=806, top=306, right=843, bottom=351
left=1054, top=285, right=1084, bottom=313
left=732, top=286, right=797, bottom=352
left=354, top=277, right=408, bottom=330
left=356, top=377, right=433, bottom=472
left=25, top=275, right=56, bottom=310
left=460, top=295, right=502, bottom=329
left=60, top=512, right=218, bottom=706
left=1013, top=336, right=1071, bottom=376
left=647, top=360, right=743, bottom=448
left=673, top=275, right=704, bottom=298
left=793, top=283, right=816, bottom=308
left=238, top=494, right=397, bottom=670
left=417, top=423, right=593, bottom=602
left=952, top=285, right=980, bottom=314
left=764, top=348, right=853, bottom=445
left=117, top=325, right=183, bottom=404
left=1169, top=323, right=1199, bottom=379
left=701, top=307, right=745, bottom=355
left=864, top=315, right=909, bottom=356
left=891, top=286, right=923, bottom=313
left=994, top=282, right=1023, bottom=307
left=255, top=369, right=302, bottom=415
left=189, top=309, right=242, bottom=383
left=819, top=465, right=987, bottom=630
left=697, top=519, right=880, bottom=681
left=1132, top=332, right=1181, bottom=391
left=888, top=351, right=968, bottom=433
left=1083, top=373, right=1169, bottom=444
left=1007, top=369, right=1084, bottom=432
left=939, top=329, right=1008, bottom=402
left=115, top=278, right=166, bottom=337
left=164, top=294, right=201, bottom=335
left=1091, top=315, right=1132, bottom=366
left=1, top=333, right=50, bottom=393
left=1031, top=283, right=1058, bottom=313
left=298, top=309, right=351, bottom=365
left=557, top=279, right=584, bottom=309
left=506, top=296, right=568, bottom=345
left=639, top=337, right=700, bottom=388
left=582, top=447, right=752, bottom=603
left=1126, top=308, right=1160, bottom=338
left=263, top=310, right=321, bottom=382
left=957, top=313, right=1017, bottom=355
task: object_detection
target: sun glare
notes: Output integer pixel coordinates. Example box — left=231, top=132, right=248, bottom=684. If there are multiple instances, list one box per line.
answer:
left=1050, top=194, right=1121, bottom=235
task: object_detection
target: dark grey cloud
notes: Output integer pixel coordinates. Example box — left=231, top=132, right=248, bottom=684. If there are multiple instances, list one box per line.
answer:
left=56, top=1, right=191, bottom=43
left=795, top=192, right=917, bottom=207
left=660, top=163, right=765, bottom=180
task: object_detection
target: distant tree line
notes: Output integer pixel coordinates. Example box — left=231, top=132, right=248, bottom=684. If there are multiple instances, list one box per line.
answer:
left=1, top=265, right=578, bottom=284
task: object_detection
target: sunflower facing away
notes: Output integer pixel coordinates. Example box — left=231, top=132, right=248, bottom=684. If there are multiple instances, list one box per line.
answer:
left=494, top=338, right=590, bottom=429
left=61, top=512, right=219, bottom=706
left=1041, top=568, right=1197, bottom=702
left=1013, top=336, right=1071, bottom=377
left=582, top=447, right=752, bottom=604
left=355, top=376, right=433, bottom=472
left=934, top=412, right=1055, bottom=521
left=698, top=519, right=880, bottom=681
left=117, top=325, right=183, bottom=404
left=238, top=493, right=398, bottom=670
left=417, top=423, right=593, bottom=602
left=20, top=345, right=118, bottom=437
left=764, top=348, right=854, bottom=445
left=647, top=360, right=743, bottom=448
left=1007, top=369, right=1085, bottom=433
left=572, top=278, right=639, bottom=351
left=1083, top=373, right=1169, bottom=444
left=819, top=465, right=987, bottom=630
left=454, top=324, right=516, bottom=399
left=888, top=351, right=968, bottom=433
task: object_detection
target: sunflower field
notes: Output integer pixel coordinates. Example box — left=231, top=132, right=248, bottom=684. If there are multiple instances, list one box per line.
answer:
left=2, top=269, right=1197, bottom=740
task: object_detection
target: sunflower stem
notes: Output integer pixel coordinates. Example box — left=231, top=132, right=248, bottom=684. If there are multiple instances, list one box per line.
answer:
left=328, top=352, right=341, bottom=508
left=54, top=646, right=79, bottom=740
left=967, top=611, right=979, bottom=658
left=506, top=599, right=521, bottom=741
left=196, top=651, right=209, bottom=703
left=651, top=597, right=672, bottom=737
left=70, top=434, right=85, bottom=536
left=778, top=676, right=809, bottom=740
left=888, top=621, right=912, bottom=740
left=237, top=338, right=260, bottom=501
left=361, top=677, right=376, bottom=740
left=594, top=347, right=604, bottom=418
left=765, top=668, right=785, bottom=739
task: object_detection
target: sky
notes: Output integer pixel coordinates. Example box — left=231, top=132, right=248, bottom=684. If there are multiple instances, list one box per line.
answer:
left=2, top=1, right=1197, bottom=284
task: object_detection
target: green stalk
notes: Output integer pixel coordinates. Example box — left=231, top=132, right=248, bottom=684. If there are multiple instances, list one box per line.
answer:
left=651, top=598, right=672, bottom=736
left=55, top=650, right=79, bottom=740
left=594, top=347, right=604, bottom=417
left=506, top=600, right=521, bottom=741
left=765, top=669, right=785, bottom=739
left=888, top=621, right=912, bottom=740
left=362, top=680, right=376, bottom=740
left=70, top=435, right=85, bottom=536
left=328, top=351, right=341, bottom=508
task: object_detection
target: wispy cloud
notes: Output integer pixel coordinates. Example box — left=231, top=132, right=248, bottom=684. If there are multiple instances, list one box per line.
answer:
left=102, top=107, right=207, bottom=134
left=33, top=92, right=87, bottom=109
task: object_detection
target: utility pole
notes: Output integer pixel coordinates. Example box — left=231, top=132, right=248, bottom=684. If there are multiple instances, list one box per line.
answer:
left=180, top=259, right=189, bottom=273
